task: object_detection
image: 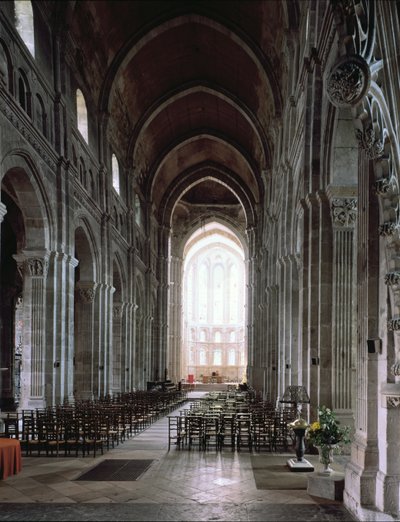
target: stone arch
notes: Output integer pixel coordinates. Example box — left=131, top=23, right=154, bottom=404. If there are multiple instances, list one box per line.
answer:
left=1, top=152, right=52, bottom=410
left=158, top=162, right=256, bottom=229
left=0, top=38, right=13, bottom=93
left=129, top=83, right=269, bottom=169
left=99, top=11, right=282, bottom=118
left=1, top=151, right=52, bottom=249
left=180, top=221, right=247, bottom=383
left=73, top=221, right=99, bottom=399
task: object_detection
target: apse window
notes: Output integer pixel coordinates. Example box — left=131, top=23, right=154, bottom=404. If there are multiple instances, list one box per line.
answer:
left=15, top=0, right=35, bottom=57
left=76, top=89, right=88, bottom=143
left=112, top=154, right=120, bottom=194
left=182, top=222, right=247, bottom=383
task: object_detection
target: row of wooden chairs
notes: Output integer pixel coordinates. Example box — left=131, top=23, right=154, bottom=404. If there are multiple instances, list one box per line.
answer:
left=168, top=402, right=295, bottom=452
left=1, top=389, right=187, bottom=457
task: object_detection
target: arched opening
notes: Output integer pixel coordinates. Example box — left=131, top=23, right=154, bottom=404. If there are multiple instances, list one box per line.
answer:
left=182, top=222, right=246, bottom=385
left=14, top=0, right=35, bottom=57
left=0, top=191, right=23, bottom=410
left=73, top=225, right=96, bottom=400
left=112, top=154, right=120, bottom=194
left=1, top=162, right=49, bottom=410
left=76, top=89, right=88, bottom=143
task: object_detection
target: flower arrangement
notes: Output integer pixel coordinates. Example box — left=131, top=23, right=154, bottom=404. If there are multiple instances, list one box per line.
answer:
left=307, top=405, right=351, bottom=448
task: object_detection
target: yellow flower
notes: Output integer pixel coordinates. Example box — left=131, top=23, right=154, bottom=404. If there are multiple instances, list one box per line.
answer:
left=310, top=421, right=320, bottom=432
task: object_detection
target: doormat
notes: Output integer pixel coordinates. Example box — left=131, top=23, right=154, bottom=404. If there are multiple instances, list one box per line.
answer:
left=75, top=459, right=154, bottom=481
left=251, top=455, right=317, bottom=490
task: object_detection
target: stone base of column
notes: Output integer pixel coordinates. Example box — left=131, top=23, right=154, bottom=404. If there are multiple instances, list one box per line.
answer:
left=307, top=471, right=344, bottom=500
left=344, top=462, right=382, bottom=521
left=27, top=398, right=46, bottom=409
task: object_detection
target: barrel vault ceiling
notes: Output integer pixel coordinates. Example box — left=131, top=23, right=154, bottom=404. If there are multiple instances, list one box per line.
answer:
left=61, top=0, right=296, bottom=230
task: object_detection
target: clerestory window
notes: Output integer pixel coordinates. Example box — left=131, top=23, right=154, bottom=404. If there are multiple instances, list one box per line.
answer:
left=15, top=0, right=35, bottom=57
left=76, top=89, right=88, bottom=143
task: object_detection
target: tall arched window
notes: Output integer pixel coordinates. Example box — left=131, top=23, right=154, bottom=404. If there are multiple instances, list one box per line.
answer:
left=18, top=71, right=30, bottom=116
left=199, top=349, right=206, bottom=366
left=112, top=154, right=120, bottom=194
left=76, top=89, right=88, bottom=142
left=15, top=0, right=35, bottom=57
left=213, top=264, right=224, bottom=323
left=228, top=349, right=236, bottom=366
left=229, top=264, right=238, bottom=323
left=35, top=93, right=46, bottom=136
left=214, top=331, right=221, bottom=343
left=213, top=350, right=222, bottom=366
left=0, top=41, right=12, bottom=91
left=198, top=262, right=208, bottom=322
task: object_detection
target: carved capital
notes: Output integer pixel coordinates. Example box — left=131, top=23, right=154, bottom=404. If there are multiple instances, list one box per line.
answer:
left=113, top=303, right=123, bottom=319
left=332, top=198, right=357, bottom=227
left=385, top=272, right=400, bottom=287
left=374, top=177, right=391, bottom=196
left=326, top=55, right=371, bottom=108
left=387, top=317, right=400, bottom=331
left=25, top=257, right=49, bottom=277
left=391, top=361, right=400, bottom=377
left=379, top=222, right=399, bottom=237
left=387, top=396, right=400, bottom=409
left=355, top=127, right=384, bottom=159
left=75, top=282, right=97, bottom=304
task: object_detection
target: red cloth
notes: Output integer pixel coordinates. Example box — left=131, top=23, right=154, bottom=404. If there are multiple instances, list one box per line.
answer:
left=0, top=438, right=22, bottom=479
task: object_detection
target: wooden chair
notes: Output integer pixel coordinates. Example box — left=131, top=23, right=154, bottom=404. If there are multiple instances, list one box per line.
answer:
left=168, top=416, right=186, bottom=450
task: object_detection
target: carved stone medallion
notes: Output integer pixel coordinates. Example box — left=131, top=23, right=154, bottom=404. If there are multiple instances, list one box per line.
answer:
left=326, top=55, right=371, bottom=108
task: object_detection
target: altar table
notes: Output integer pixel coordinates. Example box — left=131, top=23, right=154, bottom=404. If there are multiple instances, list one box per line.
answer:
left=0, top=438, right=22, bottom=479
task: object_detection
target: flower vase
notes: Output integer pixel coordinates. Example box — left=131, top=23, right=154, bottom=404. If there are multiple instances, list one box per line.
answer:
left=317, top=445, right=334, bottom=474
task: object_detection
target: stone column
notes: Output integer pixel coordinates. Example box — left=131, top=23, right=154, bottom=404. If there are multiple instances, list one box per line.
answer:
left=111, top=302, right=123, bottom=393
left=304, top=193, right=321, bottom=418
left=344, top=152, right=380, bottom=514
left=156, top=225, right=170, bottom=381
left=99, top=283, right=114, bottom=397
left=122, top=302, right=133, bottom=392
left=331, top=197, right=357, bottom=425
left=0, top=202, right=6, bottom=224
left=169, top=254, right=183, bottom=383
left=0, top=203, right=7, bottom=403
left=15, top=252, right=49, bottom=409
left=378, top=375, right=400, bottom=516
left=74, top=281, right=97, bottom=400
left=45, top=252, right=78, bottom=406
left=246, top=226, right=256, bottom=385
left=66, top=256, right=78, bottom=402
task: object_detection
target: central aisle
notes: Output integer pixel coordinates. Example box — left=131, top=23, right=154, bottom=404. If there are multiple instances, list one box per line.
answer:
left=0, top=394, right=354, bottom=521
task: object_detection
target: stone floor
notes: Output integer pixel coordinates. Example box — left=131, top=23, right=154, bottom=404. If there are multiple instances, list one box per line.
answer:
left=0, top=394, right=356, bottom=521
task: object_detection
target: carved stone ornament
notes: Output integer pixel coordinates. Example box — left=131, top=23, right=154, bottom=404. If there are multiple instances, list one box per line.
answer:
left=113, top=304, right=123, bottom=319
left=391, top=360, right=400, bottom=377
left=25, top=257, right=49, bottom=277
left=387, top=317, right=400, bottom=331
left=355, top=127, right=384, bottom=159
left=332, top=198, right=357, bottom=227
left=326, top=55, right=371, bottom=108
left=374, top=177, right=391, bottom=195
left=379, top=222, right=399, bottom=237
left=387, top=396, right=400, bottom=408
left=385, top=272, right=400, bottom=286
left=76, top=283, right=96, bottom=304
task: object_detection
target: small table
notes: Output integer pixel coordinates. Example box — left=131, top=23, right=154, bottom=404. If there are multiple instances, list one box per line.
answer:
left=0, top=438, right=22, bottom=479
